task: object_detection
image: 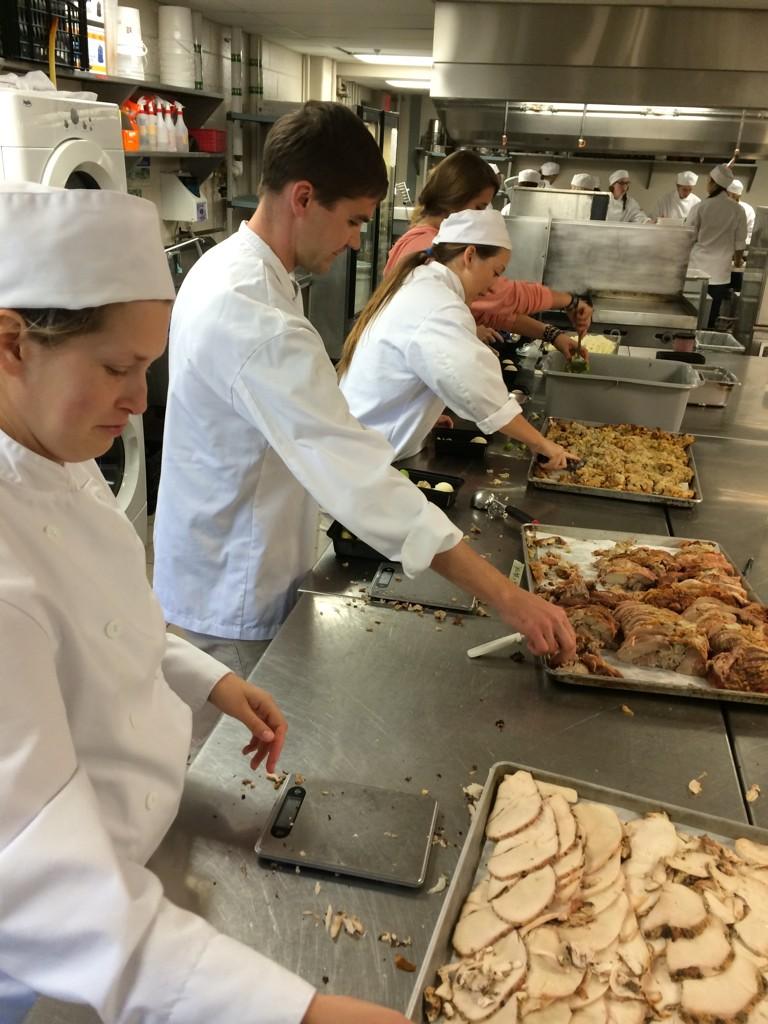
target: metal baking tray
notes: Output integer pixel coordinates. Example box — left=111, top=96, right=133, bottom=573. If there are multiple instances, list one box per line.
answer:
left=407, top=760, right=768, bottom=1022
left=527, top=417, right=702, bottom=509
left=522, top=523, right=768, bottom=706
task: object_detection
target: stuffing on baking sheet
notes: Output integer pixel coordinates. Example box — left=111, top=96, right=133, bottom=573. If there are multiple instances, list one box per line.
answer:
left=534, top=420, right=696, bottom=499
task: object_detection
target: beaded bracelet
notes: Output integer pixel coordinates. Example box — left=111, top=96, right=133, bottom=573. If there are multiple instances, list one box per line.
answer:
left=541, top=323, right=564, bottom=345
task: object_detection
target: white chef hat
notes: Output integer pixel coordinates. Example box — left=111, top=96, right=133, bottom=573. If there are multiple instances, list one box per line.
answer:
left=517, top=169, right=542, bottom=184
left=571, top=173, right=594, bottom=189
left=434, top=208, right=511, bottom=250
left=0, top=182, right=175, bottom=310
left=609, top=169, right=630, bottom=186
left=677, top=170, right=698, bottom=187
left=541, top=161, right=560, bottom=176
left=728, top=178, right=744, bottom=195
left=710, top=164, right=734, bottom=189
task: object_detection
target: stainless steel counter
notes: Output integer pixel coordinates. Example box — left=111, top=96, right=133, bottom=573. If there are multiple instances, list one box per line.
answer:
left=680, top=353, right=768, bottom=443
left=27, top=352, right=768, bottom=1024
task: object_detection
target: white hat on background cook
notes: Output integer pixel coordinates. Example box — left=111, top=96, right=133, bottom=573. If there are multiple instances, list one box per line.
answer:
left=517, top=168, right=541, bottom=184
left=0, top=182, right=174, bottom=309
left=540, top=161, right=560, bottom=176
left=677, top=170, right=698, bottom=187
left=710, top=164, right=734, bottom=189
left=728, top=178, right=745, bottom=195
left=609, top=169, right=630, bottom=186
left=571, top=173, right=594, bottom=189
left=434, top=208, right=511, bottom=249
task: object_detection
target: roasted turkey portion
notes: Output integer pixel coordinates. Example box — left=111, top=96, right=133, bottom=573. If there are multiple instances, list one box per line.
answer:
left=565, top=605, right=619, bottom=653
left=614, top=601, right=709, bottom=676
left=709, top=644, right=768, bottom=692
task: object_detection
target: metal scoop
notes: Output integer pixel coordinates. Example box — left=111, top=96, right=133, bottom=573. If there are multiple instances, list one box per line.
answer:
left=471, top=489, right=538, bottom=524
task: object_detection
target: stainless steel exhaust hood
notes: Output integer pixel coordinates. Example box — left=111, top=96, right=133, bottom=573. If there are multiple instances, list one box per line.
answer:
left=433, top=2, right=768, bottom=110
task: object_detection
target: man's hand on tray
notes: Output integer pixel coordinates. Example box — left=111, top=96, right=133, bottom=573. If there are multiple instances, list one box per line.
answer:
left=303, top=995, right=410, bottom=1024
left=504, top=589, right=577, bottom=660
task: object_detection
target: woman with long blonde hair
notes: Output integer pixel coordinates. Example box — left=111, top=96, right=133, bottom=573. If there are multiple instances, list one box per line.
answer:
left=339, top=208, right=574, bottom=467
left=387, top=150, right=592, bottom=353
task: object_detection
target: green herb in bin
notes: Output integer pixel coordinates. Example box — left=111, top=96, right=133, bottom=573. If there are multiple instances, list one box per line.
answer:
left=399, top=468, right=409, bottom=477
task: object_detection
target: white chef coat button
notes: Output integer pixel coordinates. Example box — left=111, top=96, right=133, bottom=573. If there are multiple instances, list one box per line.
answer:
left=145, top=791, right=158, bottom=811
left=104, top=619, right=122, bottom=639
left=43, top=524, right=60, bottom=540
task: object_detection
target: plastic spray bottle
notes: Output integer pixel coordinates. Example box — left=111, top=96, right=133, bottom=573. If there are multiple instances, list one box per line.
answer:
left=155, top=96, right=169, bottom=149
left=174, top=101, right=189, bottom=152
left=163, top=101, right=177, bottom=152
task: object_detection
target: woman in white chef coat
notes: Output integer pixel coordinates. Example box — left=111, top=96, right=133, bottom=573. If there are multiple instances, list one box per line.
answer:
left=0, top=183, right=408, bottom=1024
left=338, top=208, right=575, bottom=467
left=606, top=169, right=650, bottom=223
left=654, top=170, right=701, bottom=221
left=686, top=164, right=749, bottom=328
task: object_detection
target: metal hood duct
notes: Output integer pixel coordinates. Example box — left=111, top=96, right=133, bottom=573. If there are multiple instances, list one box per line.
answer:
left=430, top=100, right=768, bottom=159
left=432, top=2, right=768, bottom=109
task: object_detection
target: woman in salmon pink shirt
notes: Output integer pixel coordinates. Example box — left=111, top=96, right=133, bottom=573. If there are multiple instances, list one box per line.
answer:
left=389, top=151, right=592, bottom=357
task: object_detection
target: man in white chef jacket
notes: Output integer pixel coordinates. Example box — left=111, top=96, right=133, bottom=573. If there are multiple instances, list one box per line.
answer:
left=654, top=171, right=701, bottom=221
left=727, top=179, right=756, bottom=245
left=0, top=184, right=406, bottom=1024
left=686, top=164, right=748, bottom=328
left=153, top=102, right=575, bottom=671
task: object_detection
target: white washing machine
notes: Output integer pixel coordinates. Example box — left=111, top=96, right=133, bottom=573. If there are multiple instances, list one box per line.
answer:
left=0, top=91, right=148, bottom=542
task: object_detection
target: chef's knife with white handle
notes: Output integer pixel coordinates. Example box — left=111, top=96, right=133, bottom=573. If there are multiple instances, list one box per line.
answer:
left=467, top=633, right=524, bottom=658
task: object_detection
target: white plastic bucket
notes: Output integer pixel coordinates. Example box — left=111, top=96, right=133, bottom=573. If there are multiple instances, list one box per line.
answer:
left=158, top=6, right=193, bottom=45
left=116, top=6, right=146, bottom=78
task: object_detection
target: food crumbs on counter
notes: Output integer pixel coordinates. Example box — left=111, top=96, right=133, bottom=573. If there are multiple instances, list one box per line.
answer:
left=620, top=704, right=635, bottom=717
left=421, top=788, right=430, bottom=796
left=470, top=525, right=482, bottom=535
left=426, top=873, right=448, bottom=895
left=435, top=626, right=443, bottom=632
left=498, top=472, right=510, bottom=479
left=322, top=976, right=329, bottom=985
left=434, top=609, right=447, bottom=622
left=495, top=719, right=505, bottom=730
left=295, top=865, right=301, bottom=874
left=475, top=605, right=489, bottom=617
left=383, top=831, right=399, bottom=838
left=379, top=932, right=413, bottom=948
left=395, top=575, right=403, bottom=582
left=404, top=776, right=412, bottom=782
left=747, top=783, right=762, bottom=802
left=424, top=986, right=442, bottom=1022
left=314, top=881, right=321, bottom=895
left=295, top=773, right=305, bottom=785
left=265, top=771, right=288, bottom=790
left=509, top=651, right=525, bottom=663
left=491, top=478, right=503, bottom=486
left=366, top=627, right=374, bottom=632
left=394, top=954, right=417, bottom=972
left=688, top=775, right=706, bottom=796
left=451, top=616, right=464, bottom=626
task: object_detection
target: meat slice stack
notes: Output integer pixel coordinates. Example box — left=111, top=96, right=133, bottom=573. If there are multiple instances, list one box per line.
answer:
left=614, top=602, right=709, bottom=676
left=425, top=771, right=768, bottom=1024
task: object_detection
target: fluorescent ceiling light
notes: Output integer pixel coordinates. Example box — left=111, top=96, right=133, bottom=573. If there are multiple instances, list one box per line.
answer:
left=386, top=78, right=431, bottom=89
left=353, top=54, right=432, bottom=66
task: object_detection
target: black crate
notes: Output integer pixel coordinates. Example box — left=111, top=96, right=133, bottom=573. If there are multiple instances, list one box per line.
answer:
left=326, top=521, right=385, bottom=562
left=395, top=468, right=464, bottom=509
left=1, top=0, right=90, bottom=70
left=433, top=426, right=489, bottom=459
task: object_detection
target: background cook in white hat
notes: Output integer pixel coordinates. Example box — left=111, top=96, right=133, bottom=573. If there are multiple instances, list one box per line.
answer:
left=539, top=160, right=561, bottom=187
left=727, top=177, right=756, bottom=244
left=686, top=164, right=749, bottom=327
left=516, top=168, right=542, bottom=188
left=606, top=169, right=651, bottom=223
left=0, top=183, right=403, bottom=1024
left=653, top=170, right=701, bottom=221
left=338, top=208, right=577, bottom=469
left=571, top=172, right=597, bottom=191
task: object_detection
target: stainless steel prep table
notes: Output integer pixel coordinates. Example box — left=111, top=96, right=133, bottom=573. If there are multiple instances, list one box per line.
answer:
left=29, top=595, right=744, bottom=1024
left=680, top=353, right=768, bottom=443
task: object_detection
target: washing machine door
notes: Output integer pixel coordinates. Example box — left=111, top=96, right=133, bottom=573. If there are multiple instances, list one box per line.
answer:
left=42, top=137, right=127, bottom=190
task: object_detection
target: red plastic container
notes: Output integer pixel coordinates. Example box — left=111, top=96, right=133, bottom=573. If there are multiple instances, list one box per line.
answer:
left=189, top=128, right=226, bottom=154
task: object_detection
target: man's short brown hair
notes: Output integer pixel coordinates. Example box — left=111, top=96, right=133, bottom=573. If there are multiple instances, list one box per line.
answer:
left=259, top=101, right=388, bottom=206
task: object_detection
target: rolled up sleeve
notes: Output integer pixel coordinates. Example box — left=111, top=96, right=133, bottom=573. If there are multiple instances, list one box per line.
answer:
left=471, top=277, right=556, bottom=328
left=405, top=303, right=522, bottom=436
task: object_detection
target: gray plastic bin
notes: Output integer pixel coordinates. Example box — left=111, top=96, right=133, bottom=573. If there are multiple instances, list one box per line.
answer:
left=542, top=351, right=702, bottom=431
left=695, top=330, right=746, bottom=353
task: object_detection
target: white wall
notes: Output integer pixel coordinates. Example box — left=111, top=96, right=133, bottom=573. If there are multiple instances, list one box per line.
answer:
left=261, top=38, right=303, bottom=102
